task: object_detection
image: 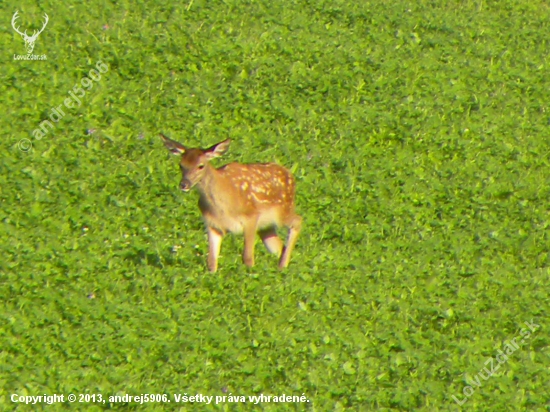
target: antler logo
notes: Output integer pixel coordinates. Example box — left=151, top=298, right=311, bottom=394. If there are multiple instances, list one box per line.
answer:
left=11, top=11, right=49, bottom=54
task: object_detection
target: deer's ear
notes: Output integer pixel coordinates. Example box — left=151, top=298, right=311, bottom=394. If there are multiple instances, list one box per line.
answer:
left=205, top=139, right=231, bottom=159
left=160, top=134, right=186, bottom=155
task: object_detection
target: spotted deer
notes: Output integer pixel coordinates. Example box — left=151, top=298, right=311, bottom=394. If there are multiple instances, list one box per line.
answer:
left=161, top=134, right=302, bottom=272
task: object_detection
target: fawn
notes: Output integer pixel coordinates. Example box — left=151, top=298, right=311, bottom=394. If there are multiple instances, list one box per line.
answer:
left=161, top=134, right=302, bottom=272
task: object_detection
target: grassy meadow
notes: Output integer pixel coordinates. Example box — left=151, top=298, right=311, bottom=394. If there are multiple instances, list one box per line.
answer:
left=2, top=0, right=550, bottom=410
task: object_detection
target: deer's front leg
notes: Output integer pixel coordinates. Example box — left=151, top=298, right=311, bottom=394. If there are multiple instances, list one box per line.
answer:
left=207, top=227, right=223, bottom=272
left=242, top=222, right=257, bottom=267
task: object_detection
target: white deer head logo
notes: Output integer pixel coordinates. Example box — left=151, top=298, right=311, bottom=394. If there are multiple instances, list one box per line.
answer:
left=11, top=11, right=49, bottom=54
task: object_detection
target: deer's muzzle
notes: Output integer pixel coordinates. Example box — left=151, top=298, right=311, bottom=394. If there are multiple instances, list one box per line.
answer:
left=180, top=179, right=192, bottom=192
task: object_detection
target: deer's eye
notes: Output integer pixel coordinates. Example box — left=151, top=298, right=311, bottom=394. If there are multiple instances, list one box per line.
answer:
left=198, top=164, right=205, bottom=170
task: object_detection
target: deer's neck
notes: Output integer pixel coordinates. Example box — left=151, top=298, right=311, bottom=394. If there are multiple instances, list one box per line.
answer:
left=196, top=166, right=230, bottom=210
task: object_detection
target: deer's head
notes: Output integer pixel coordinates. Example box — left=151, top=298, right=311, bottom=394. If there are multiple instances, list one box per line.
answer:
left=12, top=11, right=49, bottom=54
left=160, top=134, right=231, bottom=192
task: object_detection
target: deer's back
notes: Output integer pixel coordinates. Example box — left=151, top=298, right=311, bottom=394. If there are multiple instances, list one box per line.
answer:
left=198, top=162, right=296, bottom=234
left=219, top=162, right=296, bottom=207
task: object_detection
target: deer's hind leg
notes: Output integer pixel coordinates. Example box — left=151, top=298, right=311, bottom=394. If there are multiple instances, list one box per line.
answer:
left=242, top=219, right=259, bottom=267
left=259, top=227, right=283, bottom=256
left=279, top=214, right=302, bottom=269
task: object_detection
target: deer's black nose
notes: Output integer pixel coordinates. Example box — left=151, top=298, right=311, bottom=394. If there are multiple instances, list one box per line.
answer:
left=180, top=179, right=192, bottom=192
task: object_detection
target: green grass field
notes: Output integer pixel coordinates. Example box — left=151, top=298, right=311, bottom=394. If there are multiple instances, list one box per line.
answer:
left=2, top=0, right=550, bottom=410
